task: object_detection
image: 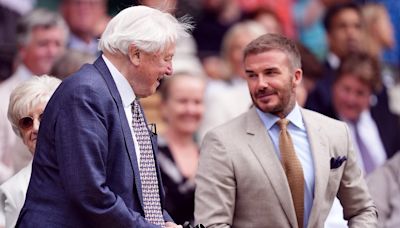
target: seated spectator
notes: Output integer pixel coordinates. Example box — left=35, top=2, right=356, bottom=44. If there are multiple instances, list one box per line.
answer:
left=157, top=72, right=206, bottom=225
left=0, top=8, right=67, bottom=183
left=306, top=2, right=364, bottom=116
left=60, top=0, right=108, bottom=56
left=367, top=152, right=400, bottom=228
left=325, top=53, right=400, bottom=227
left=331, top=53, right=399, bottom=164
left=198, top=20, right=266, bottom=141
left=0, top=75, right=61, bottom=228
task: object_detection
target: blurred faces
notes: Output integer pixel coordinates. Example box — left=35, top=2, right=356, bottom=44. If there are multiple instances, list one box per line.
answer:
left=332, top=74, right=371, bottom=122
left=18, top=103, right=45, bottom=155
left=228, top=33, right=258, bottom=78
left=130, top=44, right=175, bottom=98
left=244, top=50, right=302, bottom=118
left=20, top=26, right=66, bottom=75
left=328, top=9, right=362, bottom=58
left=162, top=76, right=205, bottom=135
left=62, top=0, right=106, bottom=41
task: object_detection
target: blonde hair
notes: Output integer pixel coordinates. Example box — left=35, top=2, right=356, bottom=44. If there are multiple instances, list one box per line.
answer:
left=362, top=3, right=393, bottom=58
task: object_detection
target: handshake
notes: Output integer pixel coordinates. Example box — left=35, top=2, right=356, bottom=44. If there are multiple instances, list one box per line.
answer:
left=183, top=221, right=205, bottom=228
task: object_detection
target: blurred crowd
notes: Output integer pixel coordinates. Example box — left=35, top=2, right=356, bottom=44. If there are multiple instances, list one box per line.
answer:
left=0, top=0, right=399, bottom=227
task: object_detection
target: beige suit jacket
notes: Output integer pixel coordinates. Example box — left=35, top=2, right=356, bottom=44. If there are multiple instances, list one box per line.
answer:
left=195, top=107, right=377, bottom=228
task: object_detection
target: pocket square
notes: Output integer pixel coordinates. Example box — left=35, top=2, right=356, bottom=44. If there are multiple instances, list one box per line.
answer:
left=330, top=156, right=347, bottom=169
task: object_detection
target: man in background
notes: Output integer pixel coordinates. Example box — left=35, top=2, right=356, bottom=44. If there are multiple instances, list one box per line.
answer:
left=0, top=8, right=67, bottom=183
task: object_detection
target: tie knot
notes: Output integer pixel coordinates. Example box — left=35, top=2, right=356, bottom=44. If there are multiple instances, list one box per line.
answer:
left=277, top=118, right=289, bottom=131
left=132, top=98, right=140, bottom=111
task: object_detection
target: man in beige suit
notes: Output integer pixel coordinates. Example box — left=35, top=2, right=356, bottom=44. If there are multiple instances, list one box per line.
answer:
left=194, top=34, right=377, bottom=228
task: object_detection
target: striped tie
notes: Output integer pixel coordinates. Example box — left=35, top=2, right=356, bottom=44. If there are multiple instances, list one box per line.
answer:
left=132, top=100, right=165, bottom=227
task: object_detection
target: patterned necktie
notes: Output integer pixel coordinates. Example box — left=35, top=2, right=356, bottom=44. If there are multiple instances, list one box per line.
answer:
left=353, top=122, right=375, bottom=175
left=277, top=118, right=304, bottom=228
left=132, top=100, right=165, bottom=227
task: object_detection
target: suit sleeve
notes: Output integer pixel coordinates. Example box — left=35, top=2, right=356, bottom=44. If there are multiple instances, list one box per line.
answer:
left=195, top=131, right=235, bottom=228
left=55, top=86, right=159, bottom=228
left=337, top=123, right=378, bottom=228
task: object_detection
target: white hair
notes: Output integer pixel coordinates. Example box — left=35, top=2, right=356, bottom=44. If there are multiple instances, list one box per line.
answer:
left=98, top=5, right=193, bottom=55
left=8, top=75, right=62, bottom=137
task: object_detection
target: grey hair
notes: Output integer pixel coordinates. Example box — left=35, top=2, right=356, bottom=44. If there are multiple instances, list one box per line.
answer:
left=8, top=75, right=61, bottom=137
left=17, top=8, right=69, bottom=46
left=98, top=5, right=193, bottom=55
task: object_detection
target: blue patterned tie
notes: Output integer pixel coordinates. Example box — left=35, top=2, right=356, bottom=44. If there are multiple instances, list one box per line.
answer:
left=132, top=100, right=165, bottom=227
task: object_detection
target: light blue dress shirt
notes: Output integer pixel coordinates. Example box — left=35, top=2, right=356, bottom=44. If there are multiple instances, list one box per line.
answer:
left=256, top=104, right=315, bottom=227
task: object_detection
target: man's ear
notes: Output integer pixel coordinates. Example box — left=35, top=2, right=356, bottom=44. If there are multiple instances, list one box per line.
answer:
left=128, top=44, right=140, bottom=66
left=293, top=68, right=303, bottom=87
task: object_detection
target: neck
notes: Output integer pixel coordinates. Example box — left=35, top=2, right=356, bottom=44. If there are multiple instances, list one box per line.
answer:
left=277, top=98, right=296, bottom=119
left=103, top=51, right=131, bottom=78
left=164, top=127, right=195, bottom=147
left=73, top=31, right=94, bottom=44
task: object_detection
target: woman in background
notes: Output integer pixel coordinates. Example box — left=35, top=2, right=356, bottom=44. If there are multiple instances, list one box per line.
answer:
left=157, top=72, right=206, bottom=225
left=0, top=75, right=61, bottom=228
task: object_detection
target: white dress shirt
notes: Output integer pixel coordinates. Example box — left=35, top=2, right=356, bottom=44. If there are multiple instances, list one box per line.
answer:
left=256, top=104, right=315, bottom=228
left=102, top=55, right=141, bottom=165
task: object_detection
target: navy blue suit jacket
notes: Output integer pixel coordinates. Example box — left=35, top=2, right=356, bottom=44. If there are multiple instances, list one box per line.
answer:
left=17, top=57, right=171, bottom=227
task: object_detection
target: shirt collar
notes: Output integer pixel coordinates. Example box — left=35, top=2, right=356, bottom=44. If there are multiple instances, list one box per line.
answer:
left=16, top=64, right=33, bottom=79
left=327, top=52, right=340, bottom=70
left=102, top=55, right=135, bottom=107
left=256, top=103, right=305, bottom=131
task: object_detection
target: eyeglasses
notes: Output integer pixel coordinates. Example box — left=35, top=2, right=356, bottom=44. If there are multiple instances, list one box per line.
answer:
left=18, top=114, right=43, bottom=130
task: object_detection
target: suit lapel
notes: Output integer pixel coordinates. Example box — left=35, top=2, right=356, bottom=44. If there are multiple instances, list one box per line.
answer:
left=301, top=109, right=330, bottom=227
left=245, top=108, right=298, bottom=227
left=93, top=57, right=144, bottom=209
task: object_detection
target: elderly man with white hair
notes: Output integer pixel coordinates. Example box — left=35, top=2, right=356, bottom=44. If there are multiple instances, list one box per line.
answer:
left=17, top=5, right=192, bottom=228
left=0, top=75, right=61, bottom=228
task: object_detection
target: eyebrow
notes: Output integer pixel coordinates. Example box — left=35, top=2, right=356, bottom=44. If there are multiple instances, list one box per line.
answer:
left=245, top=67, right=279, bottom=74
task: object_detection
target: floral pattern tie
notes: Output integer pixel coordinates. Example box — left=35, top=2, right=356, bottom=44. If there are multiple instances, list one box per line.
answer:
left=132, top=100, right=165, bottom=227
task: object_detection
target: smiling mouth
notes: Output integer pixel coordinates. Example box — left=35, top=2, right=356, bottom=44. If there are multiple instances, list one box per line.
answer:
left=256, top=91, right=275, bottom=99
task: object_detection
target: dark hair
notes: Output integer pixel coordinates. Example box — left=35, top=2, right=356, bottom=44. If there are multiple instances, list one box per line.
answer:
left=296, top=42, right=322, bottom=81
left=336, top=52, right=381, bottom=92
left=244, top=33, right=301, bottom=70
left=323, top=2, right=361, bottom=32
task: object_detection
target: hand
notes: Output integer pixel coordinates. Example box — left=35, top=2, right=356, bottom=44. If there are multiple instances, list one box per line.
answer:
left=165, top=221, right=183, bottom=228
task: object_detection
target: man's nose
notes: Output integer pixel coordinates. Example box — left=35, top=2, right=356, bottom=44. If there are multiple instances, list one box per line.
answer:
left=165, top=63, right=173, bottom=76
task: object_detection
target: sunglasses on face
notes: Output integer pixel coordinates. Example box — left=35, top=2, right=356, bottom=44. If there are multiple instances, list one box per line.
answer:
left=18, top=114, right=43, bottom=130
